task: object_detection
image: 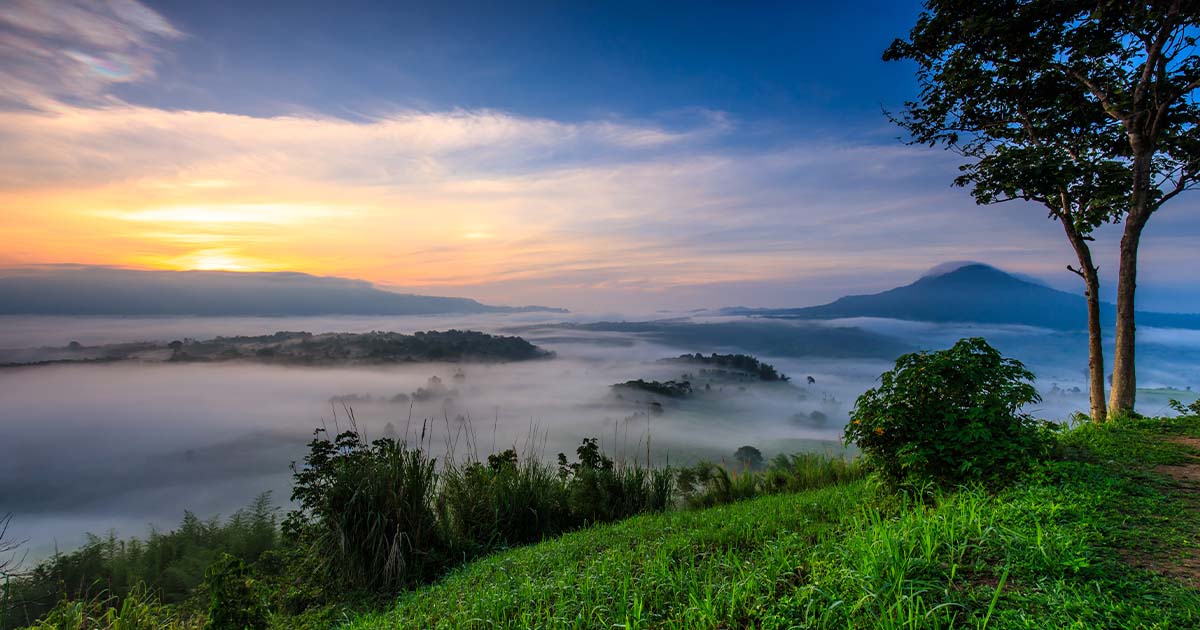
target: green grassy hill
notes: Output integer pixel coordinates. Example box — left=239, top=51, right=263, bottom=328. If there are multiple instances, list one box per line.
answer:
left=345, top=417, right=1200, bottom=629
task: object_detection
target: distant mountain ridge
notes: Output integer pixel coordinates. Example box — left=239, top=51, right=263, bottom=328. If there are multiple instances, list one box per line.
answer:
left=723, top=263, right=1200, bottom=331
left=0, top=266, right=566, bottom=316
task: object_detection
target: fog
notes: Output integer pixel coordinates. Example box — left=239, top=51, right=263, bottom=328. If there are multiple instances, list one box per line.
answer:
left=1, top=313, right=1197, bottom=560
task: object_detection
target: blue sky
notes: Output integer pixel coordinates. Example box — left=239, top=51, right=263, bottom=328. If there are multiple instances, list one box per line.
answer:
left=0, top=0, right=1196, bottom=312
left=135, top=1, right=920, bottom=125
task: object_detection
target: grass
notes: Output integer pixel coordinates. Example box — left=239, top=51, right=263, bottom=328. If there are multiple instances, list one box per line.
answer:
left=344, top=416, right=1200, bottom=629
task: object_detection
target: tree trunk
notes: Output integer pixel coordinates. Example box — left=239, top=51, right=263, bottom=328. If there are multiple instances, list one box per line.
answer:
left=1083, top=266, right=1106, bottom=422
left=1109, top=148, right=1153, bottom=416
left=1063, top=225, right=1106, bottom=422
left=1109, top=215, right=1145, bottom=416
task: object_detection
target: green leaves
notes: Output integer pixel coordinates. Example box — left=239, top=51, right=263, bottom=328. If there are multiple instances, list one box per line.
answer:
left=845, top=337, right=1049, bottom=489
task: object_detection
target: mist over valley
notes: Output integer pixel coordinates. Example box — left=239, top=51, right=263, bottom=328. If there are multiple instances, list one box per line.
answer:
left=4, top=265, right=1198, bottom=559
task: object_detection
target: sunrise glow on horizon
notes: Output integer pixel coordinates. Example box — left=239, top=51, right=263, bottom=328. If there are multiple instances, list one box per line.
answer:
left=2, top=0, right=1197, bottom=312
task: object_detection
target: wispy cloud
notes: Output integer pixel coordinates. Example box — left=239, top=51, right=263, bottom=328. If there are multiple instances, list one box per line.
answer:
left=0, top=0, right=181, bottom=108
left=0, top=0, right=1191, bottom=311
left=2, top=95, right=1117, bottom=310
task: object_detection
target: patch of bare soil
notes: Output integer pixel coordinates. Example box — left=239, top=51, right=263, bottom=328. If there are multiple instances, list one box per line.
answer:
left=1155, top=437, right=1200, bottom=491
left=1129, top=436, right=1200, bottom=586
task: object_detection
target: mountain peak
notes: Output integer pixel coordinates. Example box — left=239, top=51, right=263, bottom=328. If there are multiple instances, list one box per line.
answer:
left=921, top=261, right=1047, bottom=288
left=921, top=260, right=996, bottom=278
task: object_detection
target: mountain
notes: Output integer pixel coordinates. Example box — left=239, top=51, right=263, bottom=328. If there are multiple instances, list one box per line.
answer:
left=723, top=263, right=1200, bottom=331
left=0, top=266, right=566, bottom=316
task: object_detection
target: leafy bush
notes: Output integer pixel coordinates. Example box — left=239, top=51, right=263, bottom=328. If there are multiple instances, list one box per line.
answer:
left=845, top=337, right=1049, bottom=489
left=203, top=555, right=267, bottom=630
left=286, top=429, right=443, bottom=594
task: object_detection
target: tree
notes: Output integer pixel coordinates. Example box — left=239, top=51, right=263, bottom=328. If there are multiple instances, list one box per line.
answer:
left=1056, top=2, right=1198, bottom=414
left=0, top=512, right=22, bottom=578
left=885, top=1, right=1133, bottom=421
left=733, top=445, right=765, bottom=471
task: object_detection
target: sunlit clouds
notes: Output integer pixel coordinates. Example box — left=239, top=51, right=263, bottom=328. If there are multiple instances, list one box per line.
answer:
left=0, top=99, right=1107, bottom=309
left=1, top=0, right=1195, bottom=311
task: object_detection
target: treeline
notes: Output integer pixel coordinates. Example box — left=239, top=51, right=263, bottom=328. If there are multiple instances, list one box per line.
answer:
left=1, top=430, right=858, bottom=629
left=172, top=329, right=551, bottom=365
left=1, top=495, right=277, bottom=629
left=669, top=353, right=789, bottom=382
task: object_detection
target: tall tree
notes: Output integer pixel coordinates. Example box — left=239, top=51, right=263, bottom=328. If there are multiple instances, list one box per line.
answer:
left=1059, top=1, right=1198, bottom=414
left=884, top=1, right=1136, bottom=421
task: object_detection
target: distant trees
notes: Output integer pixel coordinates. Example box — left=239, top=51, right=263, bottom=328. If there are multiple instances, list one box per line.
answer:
left=612, top=379, right=694, bottom=398
left=672, top=353, right=789, bottom=382
left=733, top=446, right=765, bottom=471
left=887, top=1, right=1199, bottom=419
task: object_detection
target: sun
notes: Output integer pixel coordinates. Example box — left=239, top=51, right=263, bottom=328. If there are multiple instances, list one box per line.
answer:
left=176, top=249, right=260, bottom=272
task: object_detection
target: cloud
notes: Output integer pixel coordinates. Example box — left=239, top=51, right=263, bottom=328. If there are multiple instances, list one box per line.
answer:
left=1, top=95, right=1195, bottom=312
left=0, top=97, right=1104, bottom=309
left=0, top=0, right=181, bottom=108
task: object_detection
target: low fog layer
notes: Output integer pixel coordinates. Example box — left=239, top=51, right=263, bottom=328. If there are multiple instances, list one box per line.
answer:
left=1, top=312, right=1197, bottom=560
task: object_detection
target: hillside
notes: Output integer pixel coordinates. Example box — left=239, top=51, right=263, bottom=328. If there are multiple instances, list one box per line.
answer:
left=0, top=266, right=566, bottom=316
left=724, top=263, right=1200, bottom=331
left=345, top=417, right=1200, bottom=629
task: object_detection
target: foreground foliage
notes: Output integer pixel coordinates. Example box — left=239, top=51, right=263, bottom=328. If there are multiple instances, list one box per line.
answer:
left=1, top=496, right=277, bottom=629
left=10, top=408, right=1200, bottom=628
left=347, top=416, right=1200, bottom=629
left=845, top=337, right=1051, bottom=488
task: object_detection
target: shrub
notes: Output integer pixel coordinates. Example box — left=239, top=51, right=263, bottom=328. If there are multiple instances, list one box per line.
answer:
left=286, top=429, right=443, bottom=594
left=556, top=439, right=673, bottom=524
left=760, top=452, right=863, bottom=493
left=204, top=554, right=267, bottom=630
left=845, top=337, right=1049, bottom=489
left=675, top=462, right=759, bottom=509
left=22, top=585, right=190, bottom=630
left=437, top=449, right=570, bottom=555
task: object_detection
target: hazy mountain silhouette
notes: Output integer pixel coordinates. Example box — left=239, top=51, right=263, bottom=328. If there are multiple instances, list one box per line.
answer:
left=724, top=263, right=1200, bottom=331
left=0, top=266, right=566, bottom=316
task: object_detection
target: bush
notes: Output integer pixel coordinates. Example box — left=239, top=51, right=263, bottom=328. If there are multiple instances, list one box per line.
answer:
left=437, top=448, right=570, bottom=555
left=21, top=585, right=192, bottom=630
left=675, top=462, right=760, bottom=509
left=204, top=554, right=267, bottom=630
left=760, top=452, right=863, bottom=493
left=556, top=439, right=673, bottom=525
left=845, top=337, right=1050, bottom=489
left=286, top=429, right=443, bottom=594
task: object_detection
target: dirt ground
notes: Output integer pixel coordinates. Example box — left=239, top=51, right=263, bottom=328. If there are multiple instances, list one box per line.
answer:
left=1132, top=436, right=1200, bottom=586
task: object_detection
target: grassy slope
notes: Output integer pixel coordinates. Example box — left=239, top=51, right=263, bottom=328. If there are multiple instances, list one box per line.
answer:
left=345, top=418, right=1200, bottom=629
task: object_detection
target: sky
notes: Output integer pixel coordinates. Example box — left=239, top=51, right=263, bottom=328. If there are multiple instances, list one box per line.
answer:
left=0, top=0, right=1197, bottom=312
